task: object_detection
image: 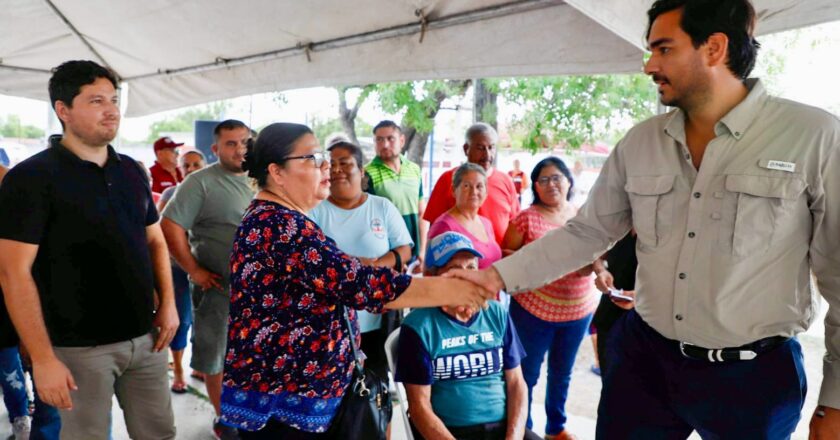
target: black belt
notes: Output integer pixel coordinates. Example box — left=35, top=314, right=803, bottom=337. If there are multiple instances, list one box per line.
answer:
left=447, top=421, right=505, bottom=436
left=678, top=336, right=789, bottom=362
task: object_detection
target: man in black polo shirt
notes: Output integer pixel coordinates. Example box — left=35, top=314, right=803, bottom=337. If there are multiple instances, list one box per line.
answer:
left=0, top=60, right=178, bottom=439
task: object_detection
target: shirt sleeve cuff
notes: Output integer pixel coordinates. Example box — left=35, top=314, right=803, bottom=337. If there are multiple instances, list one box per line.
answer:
left=494, top=257, right=529, bottom=294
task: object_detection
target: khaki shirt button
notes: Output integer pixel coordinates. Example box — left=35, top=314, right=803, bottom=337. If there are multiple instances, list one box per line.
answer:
left=679, top=273, right=687, bottom=280
left=675, top=314, right=684, bottom=321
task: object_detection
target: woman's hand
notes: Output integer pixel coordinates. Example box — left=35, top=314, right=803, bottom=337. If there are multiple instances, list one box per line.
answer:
left=385, top=275, right=496, bottom=310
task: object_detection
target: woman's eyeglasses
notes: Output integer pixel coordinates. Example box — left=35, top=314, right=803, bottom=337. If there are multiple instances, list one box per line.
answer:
left=282, top=152, right=329, bottom=167
left=537, top=175, right=566, bottom=186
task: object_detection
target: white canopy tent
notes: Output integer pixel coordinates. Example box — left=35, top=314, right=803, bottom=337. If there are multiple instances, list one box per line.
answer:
left=1, top=0, right=838, bottom=117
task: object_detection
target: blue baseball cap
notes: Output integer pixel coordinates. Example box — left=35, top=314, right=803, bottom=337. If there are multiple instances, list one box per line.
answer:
left=425, top=232, right=484, bottom=269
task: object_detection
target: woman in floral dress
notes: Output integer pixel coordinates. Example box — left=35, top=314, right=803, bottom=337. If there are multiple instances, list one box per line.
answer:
left=220, top=123, right=493, bottom=439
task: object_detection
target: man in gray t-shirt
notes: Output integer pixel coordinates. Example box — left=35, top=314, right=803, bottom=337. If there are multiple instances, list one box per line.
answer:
left=161, top=119, right=253, bottom=439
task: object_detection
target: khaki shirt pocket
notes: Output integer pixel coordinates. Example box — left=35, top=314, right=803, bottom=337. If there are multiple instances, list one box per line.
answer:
left=718, top=175, right=806, bottom=256
left=625, top=175, right=676, bottom=249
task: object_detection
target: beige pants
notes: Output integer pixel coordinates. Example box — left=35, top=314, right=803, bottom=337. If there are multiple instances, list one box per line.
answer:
left=54, top=333, right=176, bottom=440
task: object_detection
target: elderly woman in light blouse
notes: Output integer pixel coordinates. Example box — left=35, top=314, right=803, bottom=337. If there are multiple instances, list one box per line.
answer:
left=220, top=123, right=494, bottom=439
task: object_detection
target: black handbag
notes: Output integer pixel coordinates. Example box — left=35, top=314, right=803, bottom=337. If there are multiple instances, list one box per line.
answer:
left=328, top=306, right=393, bottom=440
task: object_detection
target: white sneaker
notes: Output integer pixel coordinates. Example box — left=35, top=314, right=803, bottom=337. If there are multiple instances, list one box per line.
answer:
left=12, top=416, right=30, bottom=440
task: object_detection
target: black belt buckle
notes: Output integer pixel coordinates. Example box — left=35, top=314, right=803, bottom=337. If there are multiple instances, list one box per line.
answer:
left=679, top=341, right=757, bottom=362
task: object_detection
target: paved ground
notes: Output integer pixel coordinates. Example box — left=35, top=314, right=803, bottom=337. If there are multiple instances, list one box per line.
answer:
left=0, top=304, right=828, bottom=439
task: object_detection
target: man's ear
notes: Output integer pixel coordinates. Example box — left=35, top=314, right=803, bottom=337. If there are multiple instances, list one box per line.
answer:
left=211, top=144, right=219, bottom=156
left=704, top=32, right=729, bottom=68
left=54, top=101, right=71, bottom=125
left=463, top=143, right=470, bottom=156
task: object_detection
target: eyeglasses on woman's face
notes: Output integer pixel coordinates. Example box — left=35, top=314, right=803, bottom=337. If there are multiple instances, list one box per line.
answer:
left=282, top=151, right=329, bottom=168
left=536, top=174, right=566, bottom=187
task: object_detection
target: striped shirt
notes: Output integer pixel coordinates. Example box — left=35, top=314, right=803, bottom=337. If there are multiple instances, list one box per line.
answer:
left=365, top=156, right=423, bottom=257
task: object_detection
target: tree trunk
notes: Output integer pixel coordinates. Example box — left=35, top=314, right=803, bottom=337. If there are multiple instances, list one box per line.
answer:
left=402, top=127, right=431, bottom=166
left=337, top=87, right=361, bottom=145
left=473, top=79, right=498, bottom=129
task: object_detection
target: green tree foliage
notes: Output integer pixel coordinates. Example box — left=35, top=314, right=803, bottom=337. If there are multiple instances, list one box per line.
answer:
left=374, top=80, right=471, bottom=164
left=0, top=115, right=44, bottom=139
left=146, top=101, right=229, bottom=142
left=488, top=74, right=656, bottom=151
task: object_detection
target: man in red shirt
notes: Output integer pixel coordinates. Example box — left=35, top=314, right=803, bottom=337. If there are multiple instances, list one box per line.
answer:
left=150, top=137, right=183, bottom=193
left=424, top=123, right=520, bottom=245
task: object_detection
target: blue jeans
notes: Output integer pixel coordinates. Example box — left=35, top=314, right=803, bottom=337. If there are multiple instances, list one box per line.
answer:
left=596, top=310, right=806, bottom=439
left=170, top=264, right=193, bottom=351
left=0, top=346, right=29, bottom=421
left=509, top=300, right=593, bottom=435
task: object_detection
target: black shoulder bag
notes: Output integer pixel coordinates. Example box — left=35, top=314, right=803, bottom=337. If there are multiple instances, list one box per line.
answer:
left=328, top=306, right=392, bottom=439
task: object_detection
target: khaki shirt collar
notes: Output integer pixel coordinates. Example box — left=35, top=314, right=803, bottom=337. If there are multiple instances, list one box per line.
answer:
left=663, top=78, right=768, bottom=144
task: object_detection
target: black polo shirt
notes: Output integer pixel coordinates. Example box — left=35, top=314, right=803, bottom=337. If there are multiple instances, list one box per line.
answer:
left=0, top=137, right=159, bottom=347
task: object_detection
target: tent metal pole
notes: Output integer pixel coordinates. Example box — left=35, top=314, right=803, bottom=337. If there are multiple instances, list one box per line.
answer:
left=42, top=0, right=119, bottom=78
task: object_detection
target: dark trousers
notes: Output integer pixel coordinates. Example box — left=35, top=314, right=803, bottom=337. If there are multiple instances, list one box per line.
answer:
left=410, top=418, right=542, bottom=440
left=597, top=310, right=806, bottom=440
left=591, top=294, right=628, bottom=375
left=239, top=418, right=334, bottom=440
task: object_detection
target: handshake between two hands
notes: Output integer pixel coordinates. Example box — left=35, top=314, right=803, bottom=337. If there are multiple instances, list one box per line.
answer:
left=438, top=267, right=505, bottom=310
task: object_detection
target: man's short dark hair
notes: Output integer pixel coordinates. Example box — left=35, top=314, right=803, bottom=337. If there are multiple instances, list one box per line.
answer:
left=373, top=120, right=402, bottom=135
left=213, top=119, right=249, bottom=142
left=48, top=60, right=119, bottom=109
left=646, top=0, right=760, bottom=80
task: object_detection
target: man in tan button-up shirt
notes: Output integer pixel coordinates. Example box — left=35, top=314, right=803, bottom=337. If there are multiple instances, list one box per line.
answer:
left=451, top=1, right=840, bottom=438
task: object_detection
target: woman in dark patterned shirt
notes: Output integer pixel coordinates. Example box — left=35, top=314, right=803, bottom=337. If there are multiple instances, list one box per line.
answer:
left=220, top=123, right=493, bottom=439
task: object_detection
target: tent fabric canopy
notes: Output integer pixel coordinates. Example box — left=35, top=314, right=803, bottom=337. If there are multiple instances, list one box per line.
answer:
left=1, top=0, right=838, bottom=117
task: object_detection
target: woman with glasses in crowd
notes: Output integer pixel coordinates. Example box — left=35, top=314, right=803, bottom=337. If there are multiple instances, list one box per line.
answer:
left=309, top=138, right=413, bottom=382
left=220, top=123, right=494, bottom=439
left=502, top=157, right=599, bottom=440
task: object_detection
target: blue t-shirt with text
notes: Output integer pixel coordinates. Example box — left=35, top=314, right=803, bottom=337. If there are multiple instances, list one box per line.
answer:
left=396, top=302, right=525, bottom=427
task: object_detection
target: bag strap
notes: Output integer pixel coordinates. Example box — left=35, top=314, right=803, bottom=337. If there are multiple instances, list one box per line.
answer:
left=341, top=306, right=365, bottom=376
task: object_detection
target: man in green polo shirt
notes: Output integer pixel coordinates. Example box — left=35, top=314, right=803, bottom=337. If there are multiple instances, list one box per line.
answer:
left=365, top=120, right=426, bottom=265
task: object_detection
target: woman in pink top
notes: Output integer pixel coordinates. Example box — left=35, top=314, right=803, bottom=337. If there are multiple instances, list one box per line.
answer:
left=502, top=157, right=598, bottom=440
left=428, top=163, right=502, bottom=269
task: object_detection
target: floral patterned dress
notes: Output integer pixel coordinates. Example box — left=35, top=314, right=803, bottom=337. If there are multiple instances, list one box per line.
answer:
left=220, top=199, right=411, bottom=433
